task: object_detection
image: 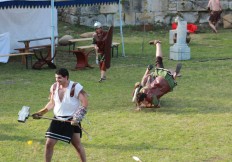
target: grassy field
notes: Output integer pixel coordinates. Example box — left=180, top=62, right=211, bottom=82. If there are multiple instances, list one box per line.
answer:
left=0, top=22, right=232, bottom=162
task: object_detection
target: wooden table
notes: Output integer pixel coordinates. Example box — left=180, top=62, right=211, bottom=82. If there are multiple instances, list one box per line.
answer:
left=17, top=36, right=58, bottom=69
left=68, top=37, right=93, bottom=52
left=18, top=36, right=58, bottom=52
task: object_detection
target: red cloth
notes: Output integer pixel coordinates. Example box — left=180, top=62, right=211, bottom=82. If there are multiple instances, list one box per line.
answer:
left=172, top=23, right=198, bottom=33
left=172, top=23, right=177, bottom=30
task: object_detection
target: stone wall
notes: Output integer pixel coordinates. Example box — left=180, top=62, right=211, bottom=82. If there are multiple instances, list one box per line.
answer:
left=58, top=0, right=232, bottom=27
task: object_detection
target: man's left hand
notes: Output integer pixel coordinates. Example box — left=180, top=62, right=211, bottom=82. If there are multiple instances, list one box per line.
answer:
left=73, top=107, right=87, bottom=123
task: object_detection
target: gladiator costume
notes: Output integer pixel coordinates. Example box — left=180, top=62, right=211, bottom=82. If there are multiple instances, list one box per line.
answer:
left=136, top=56, right=177, bottom=107
left=209, top=10, right=222, bottom=25
left=45, top=81, right=84, bottom=143
left=93, top=31, right=108, bottom=71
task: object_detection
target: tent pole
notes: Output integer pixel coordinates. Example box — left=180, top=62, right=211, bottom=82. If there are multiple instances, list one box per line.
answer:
left=51, top=0, right=55, bottom=62
left=118, top=0, right=125, bottom=57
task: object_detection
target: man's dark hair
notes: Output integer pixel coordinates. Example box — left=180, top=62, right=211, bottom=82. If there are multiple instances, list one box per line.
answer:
left=136, top=92, right=147, bottom=104
left=55, top=68, right=69, bottom=79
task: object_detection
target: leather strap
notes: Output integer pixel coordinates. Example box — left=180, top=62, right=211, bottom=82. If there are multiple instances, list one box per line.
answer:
left=51, top=82, right=77, bottom=97
left=70, top=82, right=77, bottom=97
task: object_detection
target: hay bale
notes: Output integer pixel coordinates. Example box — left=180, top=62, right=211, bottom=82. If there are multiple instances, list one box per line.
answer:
left=80, top=32, right=95, bottom=38
left=58, top=35, right=73, bottom=46
left=223, top=14, right=232, bottom=29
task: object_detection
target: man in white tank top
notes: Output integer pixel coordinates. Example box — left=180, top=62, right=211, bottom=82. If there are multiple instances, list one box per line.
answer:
left=32, top=68, right=88, bottom=162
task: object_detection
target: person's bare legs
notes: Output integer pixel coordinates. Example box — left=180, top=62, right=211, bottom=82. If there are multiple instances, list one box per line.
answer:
left=209, top=20, right=217, bottom=33
left=101, top=70, right=106, bottom=79
left=141, top=68, right=150, bottom=86
left=149, top=40, right=163, bottom=57
left=99, top=60, right=106, bottom=82
left=71, top=133, right=86, bottom=162
left=45, top=138, right=58, bottom=162
left=99, top=70, right=106, bottom=82
left=173, top=63, right=182, bottom=80
left=154, top=40, right=162, bottom=58
left=141, top=40, right=162, bottom=86
left=149, top=40, right=182, bottom=80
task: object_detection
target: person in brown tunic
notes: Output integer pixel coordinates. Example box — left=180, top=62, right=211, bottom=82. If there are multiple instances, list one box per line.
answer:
left=207, top=0, right=222, bottom=33
left=132, top=40, right=182, bottom=110
left=92, top=21, right=108, bottom=82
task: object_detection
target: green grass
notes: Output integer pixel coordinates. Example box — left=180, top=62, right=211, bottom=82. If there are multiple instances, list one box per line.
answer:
left=0, top=22, right=232, bottom=162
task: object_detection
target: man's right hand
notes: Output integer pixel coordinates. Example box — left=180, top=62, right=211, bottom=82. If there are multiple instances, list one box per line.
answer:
left=31, top=113, right=42, bottom=119
left=31, top=108, right=48, bottom=119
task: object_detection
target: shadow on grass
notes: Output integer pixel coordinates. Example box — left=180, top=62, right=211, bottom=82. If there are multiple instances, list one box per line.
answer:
left=84, top=142, right=174, bottom=151
left=138, top=98, right=232, bottom=114
left=0, top=123, right=45, bottom=143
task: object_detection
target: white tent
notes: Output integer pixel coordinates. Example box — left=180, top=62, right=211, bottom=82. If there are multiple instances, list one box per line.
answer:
left=0, top=32, right=10, bottom=63
left=0, top=7, right=58, bottom=53
left=0, top=0, right=124, bottom=63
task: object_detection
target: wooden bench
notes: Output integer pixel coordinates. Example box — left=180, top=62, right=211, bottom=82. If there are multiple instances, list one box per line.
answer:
left=70, top=45, right=95, bottom=69
left=77, top=42, right=120, bottom=57
left=68, top=36, right=120, bottom=56
left=76, top=45, right=95, bottom=50
left=77, top=43, right=120, bottom=57
left=71, top=42, right=119, bottom=70
left=0, top=52, right=34, bottom=69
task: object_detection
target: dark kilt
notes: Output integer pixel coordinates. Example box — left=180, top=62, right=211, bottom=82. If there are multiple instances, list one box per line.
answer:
left=209, top=11, right=222, bottom=24
left=45, top=118, right=82, bottom=143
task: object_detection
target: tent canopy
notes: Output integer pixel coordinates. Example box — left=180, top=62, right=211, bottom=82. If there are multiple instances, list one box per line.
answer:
left=0, top=0, right=119, bottom=9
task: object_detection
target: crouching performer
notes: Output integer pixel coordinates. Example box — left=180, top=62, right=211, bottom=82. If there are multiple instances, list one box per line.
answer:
left=132, top=40, right=182, bottom=110
left=32, top=68, right=88, bottom=162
